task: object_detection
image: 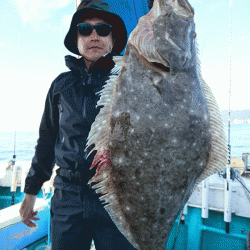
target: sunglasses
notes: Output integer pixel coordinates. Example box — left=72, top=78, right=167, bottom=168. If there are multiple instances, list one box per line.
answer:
left=77, top=23, right=112, bottom=37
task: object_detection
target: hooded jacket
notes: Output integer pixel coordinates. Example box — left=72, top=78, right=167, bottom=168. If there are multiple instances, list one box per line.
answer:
left=24, top=53, right=121, bottom=195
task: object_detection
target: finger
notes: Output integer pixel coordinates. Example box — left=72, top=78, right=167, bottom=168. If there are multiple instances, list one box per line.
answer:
left=28, top=214, right=40, bottom=221
left=29, top=211, right=40, bottom=219
left=22, top=219, right=37, bottom=228
left=30, top=216, right=40, bottom=221
left=21, top=213, right=39, bottom=223
left=27, top=222, right=37, bottom=228
left=25, top=219, right=37, bottom=228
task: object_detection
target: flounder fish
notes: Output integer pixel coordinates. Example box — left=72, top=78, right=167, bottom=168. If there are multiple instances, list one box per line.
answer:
left=86, top=0, right=228, bottom=249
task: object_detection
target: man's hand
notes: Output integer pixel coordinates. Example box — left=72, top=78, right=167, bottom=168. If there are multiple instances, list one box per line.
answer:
left=19, top=194, right=40, bottom=227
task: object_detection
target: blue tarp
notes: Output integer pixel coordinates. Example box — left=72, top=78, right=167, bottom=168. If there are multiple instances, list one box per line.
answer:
left=105, top=0, right=149, bottom=54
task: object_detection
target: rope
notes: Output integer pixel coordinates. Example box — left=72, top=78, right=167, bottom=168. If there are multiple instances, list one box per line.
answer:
left=132, top=0, right=139, bottom=23
left=236, top=176, right=250, bottom=195
left=227, top=0, right=233, bottom=166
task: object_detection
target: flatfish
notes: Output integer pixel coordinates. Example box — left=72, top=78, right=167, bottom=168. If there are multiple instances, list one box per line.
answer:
left=86, top=0, right=228, bottom=249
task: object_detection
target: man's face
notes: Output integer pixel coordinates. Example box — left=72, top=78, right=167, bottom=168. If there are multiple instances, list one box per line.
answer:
left=77, top=17, right=113, bottom=66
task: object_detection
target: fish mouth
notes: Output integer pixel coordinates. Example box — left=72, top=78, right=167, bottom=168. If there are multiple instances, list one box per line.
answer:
left=130, top=44, right=170, bottom=73
left=159, top=0, right=194, bottom=18
left=127, top=0, right=194, bottom=72
left=152, top=62, right=170, bottom=72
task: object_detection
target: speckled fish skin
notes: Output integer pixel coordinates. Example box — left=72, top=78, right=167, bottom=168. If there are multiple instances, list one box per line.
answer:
left=86, top=0, right=228, bottom=249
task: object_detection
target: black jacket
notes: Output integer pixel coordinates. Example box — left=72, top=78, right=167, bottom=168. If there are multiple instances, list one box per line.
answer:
left=24, top=53, right=121, bottom=195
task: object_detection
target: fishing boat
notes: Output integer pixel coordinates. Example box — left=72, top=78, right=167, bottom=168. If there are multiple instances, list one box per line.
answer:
left=0, top=161, right=54, bottom=250
left=1, top=154, right=250, bottom=249
left=1, top=0, right=250, bottom=249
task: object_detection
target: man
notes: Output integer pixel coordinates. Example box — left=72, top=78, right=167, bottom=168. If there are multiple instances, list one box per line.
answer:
left=19, top=1, right=136, bottom=249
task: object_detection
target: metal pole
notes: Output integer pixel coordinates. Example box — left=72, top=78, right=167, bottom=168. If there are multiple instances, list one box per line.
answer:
left=13, top=130, right=16, bottom=164
left=224, top=0, right=233, bottom=231
left=202, top=179, right=209, bottom=218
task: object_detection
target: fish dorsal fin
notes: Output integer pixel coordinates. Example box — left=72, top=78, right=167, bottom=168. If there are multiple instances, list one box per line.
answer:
left=86, top=58, right=123, bottom=154
left=194, top=42, right=228, bottom=187
left=86, top=57, right=139, bottom=248
left=112, top=55, right=124, bottom=67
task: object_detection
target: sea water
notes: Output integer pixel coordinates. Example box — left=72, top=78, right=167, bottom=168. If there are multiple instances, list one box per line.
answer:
left=228, top=123, right=250, bottom=159
left=0, top=131, right=39, bottom=164
left=0, top=124, right=249, bottom=165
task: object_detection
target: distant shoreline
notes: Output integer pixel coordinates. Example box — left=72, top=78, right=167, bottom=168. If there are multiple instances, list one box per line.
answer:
left=232, top=120, right=250, bottom=125
left=221, top=110, right=250, bottom=124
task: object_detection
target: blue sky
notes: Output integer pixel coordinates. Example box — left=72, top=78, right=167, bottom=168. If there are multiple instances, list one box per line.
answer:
left=0, top=0, right=249, bottom=132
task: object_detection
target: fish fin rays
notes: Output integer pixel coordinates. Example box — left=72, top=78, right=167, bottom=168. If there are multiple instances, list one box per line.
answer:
left=194, top=44, right=228, bottom=187
left=86, top=63, right=120, bottom=156
left=89, top=166, right=139, bottom=249
left=86, top=59, right=138, bottom=248
left=112, top=56, right=124, bottom=68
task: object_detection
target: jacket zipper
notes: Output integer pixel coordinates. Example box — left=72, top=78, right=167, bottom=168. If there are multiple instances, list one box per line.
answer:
left=58, top=104, right=65, bottom=143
